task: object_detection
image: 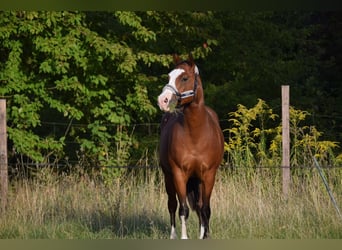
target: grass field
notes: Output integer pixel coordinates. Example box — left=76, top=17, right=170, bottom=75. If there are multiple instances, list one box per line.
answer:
left=0, top=166, right=341, bottom=239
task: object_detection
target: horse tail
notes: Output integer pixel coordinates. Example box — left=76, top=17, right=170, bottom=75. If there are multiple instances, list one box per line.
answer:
left=186, top=177, right=200, bottom=211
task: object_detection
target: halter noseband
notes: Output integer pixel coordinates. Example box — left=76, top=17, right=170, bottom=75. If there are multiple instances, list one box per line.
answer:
left=162, top=74, right=198, bottom=108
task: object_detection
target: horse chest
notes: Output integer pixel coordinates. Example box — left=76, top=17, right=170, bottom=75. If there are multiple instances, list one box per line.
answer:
left=169, top=130, right=218, bottom=167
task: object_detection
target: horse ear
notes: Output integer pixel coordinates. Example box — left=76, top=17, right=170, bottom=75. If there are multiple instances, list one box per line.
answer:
left=173, top=54, right=182, bottom=65
left=188, top=53, right=195, bottom=65
left=188, top=53, right=199, bottom=74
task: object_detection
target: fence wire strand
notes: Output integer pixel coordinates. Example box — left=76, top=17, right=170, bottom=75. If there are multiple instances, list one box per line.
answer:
left=7, top=162, right=342, bottom=169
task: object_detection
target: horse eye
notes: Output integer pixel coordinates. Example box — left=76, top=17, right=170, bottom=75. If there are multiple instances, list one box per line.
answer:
left=181, top=77, right=188, bottom=82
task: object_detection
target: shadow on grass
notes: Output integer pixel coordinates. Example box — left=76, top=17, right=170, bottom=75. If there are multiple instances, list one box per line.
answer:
left=85, top=210, right=170, bottom=239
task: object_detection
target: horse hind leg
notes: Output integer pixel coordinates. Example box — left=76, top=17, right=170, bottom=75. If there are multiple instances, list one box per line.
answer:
left=187, top=177, right=211, bottom=239
left=199, top=202, right=211, bottom=239
left=191, top=182, right=211, bottom=239
left=187, top=177, right=204, bottom=238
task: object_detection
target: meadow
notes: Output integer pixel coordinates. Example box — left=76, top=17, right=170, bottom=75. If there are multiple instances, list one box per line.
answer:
left=0, top=165, right=341, bottom=239
left=1, top=100, right=342, bottom=239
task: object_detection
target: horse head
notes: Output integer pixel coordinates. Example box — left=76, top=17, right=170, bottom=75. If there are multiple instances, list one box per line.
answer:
left=158, top=54, right=200, bottom=112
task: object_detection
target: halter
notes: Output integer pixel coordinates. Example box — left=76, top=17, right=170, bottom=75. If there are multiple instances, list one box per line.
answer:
left=162, top=74, right=198, bottom=108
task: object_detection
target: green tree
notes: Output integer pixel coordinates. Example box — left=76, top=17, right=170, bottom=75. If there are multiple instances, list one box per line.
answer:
left=202, top=12, right=323, bottom=118
left=2, top=11, right=342, bottom=173
left=0, top=11, right=217, bottom=170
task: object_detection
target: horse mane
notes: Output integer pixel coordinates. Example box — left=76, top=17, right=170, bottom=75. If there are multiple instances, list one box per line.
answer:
left=175, top=60, right=200, bottom=75
left=175, top=60, right=192, bottom=67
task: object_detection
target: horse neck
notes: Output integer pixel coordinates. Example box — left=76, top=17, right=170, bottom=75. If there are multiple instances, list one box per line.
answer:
left=183, top=78, right=207, bottom=129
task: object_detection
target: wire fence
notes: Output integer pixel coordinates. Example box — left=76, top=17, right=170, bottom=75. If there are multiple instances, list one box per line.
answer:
left=6, top=113, right=342, bottom=174
left=7, top=162, right=342, bottom=169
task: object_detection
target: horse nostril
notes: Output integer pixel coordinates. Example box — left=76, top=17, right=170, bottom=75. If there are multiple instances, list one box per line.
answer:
left=164, top=98, right=168, bottom=104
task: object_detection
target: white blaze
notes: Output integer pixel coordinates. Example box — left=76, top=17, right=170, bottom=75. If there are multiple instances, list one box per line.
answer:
left=168, top=68, right=184, bottom=90
left=158, top=69, right=184, bottom=111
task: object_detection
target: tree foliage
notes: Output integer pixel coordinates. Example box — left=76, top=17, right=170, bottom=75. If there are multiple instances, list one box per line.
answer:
left=1, top=11, right=342, bottom=170
left=0, top=11, right=214, bottom=167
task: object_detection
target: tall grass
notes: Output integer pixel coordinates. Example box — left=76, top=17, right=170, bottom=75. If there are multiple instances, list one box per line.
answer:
left=0, top=167, right=170, bottom=239
left=212, top=168, right=342, bottom=239
left=1, top=99, right=341, bottom=239
left=0, top=166, right=341, bottom=239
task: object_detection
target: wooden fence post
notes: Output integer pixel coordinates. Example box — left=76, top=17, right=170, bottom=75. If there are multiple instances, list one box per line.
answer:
left=0, top=99, right=8, bottom=211
left=282, top=85, right=290, bottom=196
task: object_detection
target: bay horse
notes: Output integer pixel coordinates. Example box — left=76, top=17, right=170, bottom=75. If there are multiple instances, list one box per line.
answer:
left=158, top=54, right=224, bottom=239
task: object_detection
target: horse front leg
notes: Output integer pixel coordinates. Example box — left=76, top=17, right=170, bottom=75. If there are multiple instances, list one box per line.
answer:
left=164, top=174, right=178, bottom=239
left=169, top=197, right=178, bottom=239
left=173, top=173, right=190, bottom=239
left=199, top=173, right=215, bottom=239
left=179, top=199, right=189, bottom=239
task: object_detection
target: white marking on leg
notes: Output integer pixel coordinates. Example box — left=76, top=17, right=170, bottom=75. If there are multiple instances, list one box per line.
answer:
left=199, top=224, right=205, bottom=239
left=180, top=215, right=188, bottom=239
left=170, top=225, right=177, bottom=239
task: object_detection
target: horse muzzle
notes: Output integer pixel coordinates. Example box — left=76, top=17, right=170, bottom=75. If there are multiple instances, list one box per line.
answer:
left=158, top=83, right=196, bottom=112
left=158, top=90, right=178, bottom=112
